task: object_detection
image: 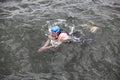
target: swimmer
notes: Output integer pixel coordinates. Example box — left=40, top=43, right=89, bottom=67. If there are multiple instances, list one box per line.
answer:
left=38, top=26, right=70, bottom=52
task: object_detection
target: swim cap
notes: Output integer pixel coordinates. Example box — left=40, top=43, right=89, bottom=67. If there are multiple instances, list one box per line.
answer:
left=58, top=33, right=69, bottom=41
left=51, top=26, right=61, bottom=33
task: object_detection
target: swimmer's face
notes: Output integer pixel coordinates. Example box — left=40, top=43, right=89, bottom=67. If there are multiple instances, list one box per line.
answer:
left=51, top=32, right=59, bottom=38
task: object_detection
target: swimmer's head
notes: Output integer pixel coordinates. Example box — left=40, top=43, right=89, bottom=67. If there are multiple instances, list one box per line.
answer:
left=51, top=26, right=61, bottom=34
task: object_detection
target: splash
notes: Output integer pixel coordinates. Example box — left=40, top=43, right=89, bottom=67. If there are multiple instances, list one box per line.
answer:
left=43, top=19, right=93, bottom=44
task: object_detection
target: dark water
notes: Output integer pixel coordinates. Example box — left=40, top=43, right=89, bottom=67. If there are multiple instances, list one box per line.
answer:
left=0, top=0, right=120, bottom=80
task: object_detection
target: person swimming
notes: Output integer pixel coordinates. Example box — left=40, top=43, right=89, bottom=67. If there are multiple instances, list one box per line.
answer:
left=38, top=25, right=70, bottom=52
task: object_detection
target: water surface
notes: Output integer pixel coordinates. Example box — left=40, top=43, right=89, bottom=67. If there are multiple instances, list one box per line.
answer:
left=0, top=0, right=120, bottom=80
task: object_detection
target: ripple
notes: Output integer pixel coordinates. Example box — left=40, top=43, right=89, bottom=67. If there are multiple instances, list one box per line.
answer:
left=0, top=0, right=120, bottom=80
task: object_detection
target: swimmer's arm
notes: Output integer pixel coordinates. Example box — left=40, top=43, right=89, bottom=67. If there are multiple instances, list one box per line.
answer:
left=38, top=45, right=56, bottom=52
left=43, top=45, right=56, bottom=49
left=42, top=38, right=50, bottom=47
left=38, top=38, right=62, bottom=52
left=38, top=38, right=50, bottom=52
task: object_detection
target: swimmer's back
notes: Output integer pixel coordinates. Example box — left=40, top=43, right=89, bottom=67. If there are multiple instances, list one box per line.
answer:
left=58, top=32, right=69, bottom=41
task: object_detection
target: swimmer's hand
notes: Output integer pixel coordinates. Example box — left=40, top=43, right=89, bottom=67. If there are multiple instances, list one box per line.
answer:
left=38, top=45, right=58, bottom=52
left=38, top=47, right=46, bottom=52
